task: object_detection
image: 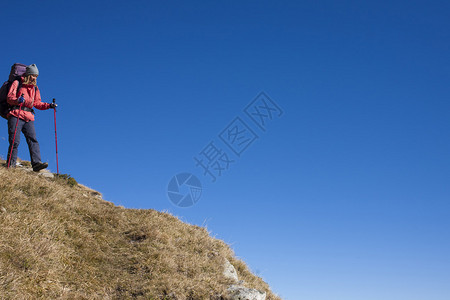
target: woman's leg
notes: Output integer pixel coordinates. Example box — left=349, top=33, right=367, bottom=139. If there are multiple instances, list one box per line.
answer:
left=7, top=116, right=24, bottom=167
left=21, top=120, right=42, bottom=166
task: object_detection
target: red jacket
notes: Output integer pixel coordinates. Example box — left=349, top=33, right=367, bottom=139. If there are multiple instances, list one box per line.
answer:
left=7, top=79, right=51, bottom=122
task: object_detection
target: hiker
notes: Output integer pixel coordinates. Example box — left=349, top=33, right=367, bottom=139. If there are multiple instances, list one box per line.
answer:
left=6, top=64, right=57, bottom=172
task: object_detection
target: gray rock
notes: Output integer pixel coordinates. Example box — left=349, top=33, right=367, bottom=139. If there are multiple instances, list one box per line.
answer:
left=223, top=259, right=239, bottom=282
left=227, top=285, right=266, bottom=300
left=39, top=170, right=54, bottom=178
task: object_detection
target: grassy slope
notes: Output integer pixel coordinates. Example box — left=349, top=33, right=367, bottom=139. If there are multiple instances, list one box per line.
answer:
left=0, top=164, right=280, bottom=300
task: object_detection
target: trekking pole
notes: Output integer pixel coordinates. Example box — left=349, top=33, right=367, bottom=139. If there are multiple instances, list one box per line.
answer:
left=7, top=100, right=23, bottom=169
left=53, top=98, right=59, bottom=175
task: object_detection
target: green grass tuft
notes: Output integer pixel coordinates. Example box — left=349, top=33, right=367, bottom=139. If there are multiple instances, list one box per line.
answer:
left=54, top=173, right=78, bottom=187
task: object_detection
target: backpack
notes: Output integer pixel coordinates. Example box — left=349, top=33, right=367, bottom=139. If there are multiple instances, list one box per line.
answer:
left=0, top=63, right=27, bottom=119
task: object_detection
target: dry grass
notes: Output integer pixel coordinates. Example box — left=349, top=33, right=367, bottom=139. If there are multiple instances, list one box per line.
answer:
left=0, top=162, right=280, bottom=300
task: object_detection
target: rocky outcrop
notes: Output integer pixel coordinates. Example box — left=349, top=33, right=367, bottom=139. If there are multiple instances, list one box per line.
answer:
left=227, top=285, right=267, bottom=300
left=223, top=260, right=267, bottom=300
left=223, top=258, right=239, bottom=282
left=5, top=160, right=55, bottom=178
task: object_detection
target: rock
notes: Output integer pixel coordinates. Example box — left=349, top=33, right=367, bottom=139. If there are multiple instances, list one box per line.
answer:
left=39, top=170, right=54, bottom=178
left=226, top=285, right=266, bottom=300
left=0, top=207, right=6, bottom=213
left=223, top=259, right=239, bottom=282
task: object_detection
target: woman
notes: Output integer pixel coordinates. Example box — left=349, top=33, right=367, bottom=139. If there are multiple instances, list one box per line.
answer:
left=6, top=64, right=57, bottom=172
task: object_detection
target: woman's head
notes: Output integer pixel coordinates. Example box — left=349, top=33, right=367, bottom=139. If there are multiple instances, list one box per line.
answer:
left=23, top=64, right=39, bottom=86
left=25, top=64, right=39, bottom=76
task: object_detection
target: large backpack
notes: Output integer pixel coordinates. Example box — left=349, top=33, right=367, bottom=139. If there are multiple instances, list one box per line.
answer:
left=0, top=63, right=27, bottom=119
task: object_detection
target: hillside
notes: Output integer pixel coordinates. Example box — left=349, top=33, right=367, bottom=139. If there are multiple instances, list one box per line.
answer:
left=0, top=162, right=281, bottom=300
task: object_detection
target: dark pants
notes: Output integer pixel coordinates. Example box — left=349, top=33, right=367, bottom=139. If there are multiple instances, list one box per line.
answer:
left=7, top=116, right=41, bottom=167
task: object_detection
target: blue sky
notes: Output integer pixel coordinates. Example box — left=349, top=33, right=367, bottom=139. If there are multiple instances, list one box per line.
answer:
left=2, top=1, right=450, bottom=299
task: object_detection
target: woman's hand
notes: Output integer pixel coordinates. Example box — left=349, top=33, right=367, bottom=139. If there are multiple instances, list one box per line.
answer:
left=18, top=94, right=25, bottom=104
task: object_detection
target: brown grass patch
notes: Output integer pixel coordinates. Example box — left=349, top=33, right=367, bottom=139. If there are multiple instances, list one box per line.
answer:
left=0, top=162, right=280, bottom=299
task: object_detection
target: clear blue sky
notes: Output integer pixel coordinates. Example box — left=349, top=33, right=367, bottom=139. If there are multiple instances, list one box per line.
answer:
left=2, top=1, right=450, bottom=299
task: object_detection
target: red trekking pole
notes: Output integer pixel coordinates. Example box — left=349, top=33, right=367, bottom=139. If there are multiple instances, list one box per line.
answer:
left=52, top=98, right=59, bottom=175
left=7, top=99, right=23, bottom=169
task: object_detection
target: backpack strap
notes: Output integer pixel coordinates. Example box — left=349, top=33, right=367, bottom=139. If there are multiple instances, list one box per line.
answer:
left=13, top=79, right=22, bottom=98
left=30, top=86, right=37, bottom=108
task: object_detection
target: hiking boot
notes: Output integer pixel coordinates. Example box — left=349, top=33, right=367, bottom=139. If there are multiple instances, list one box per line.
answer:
left=32, top=162, right=48, bottom=172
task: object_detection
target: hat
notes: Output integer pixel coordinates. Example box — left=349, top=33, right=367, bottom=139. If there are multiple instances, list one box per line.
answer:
left=25, top=64, right=39, bottom=76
